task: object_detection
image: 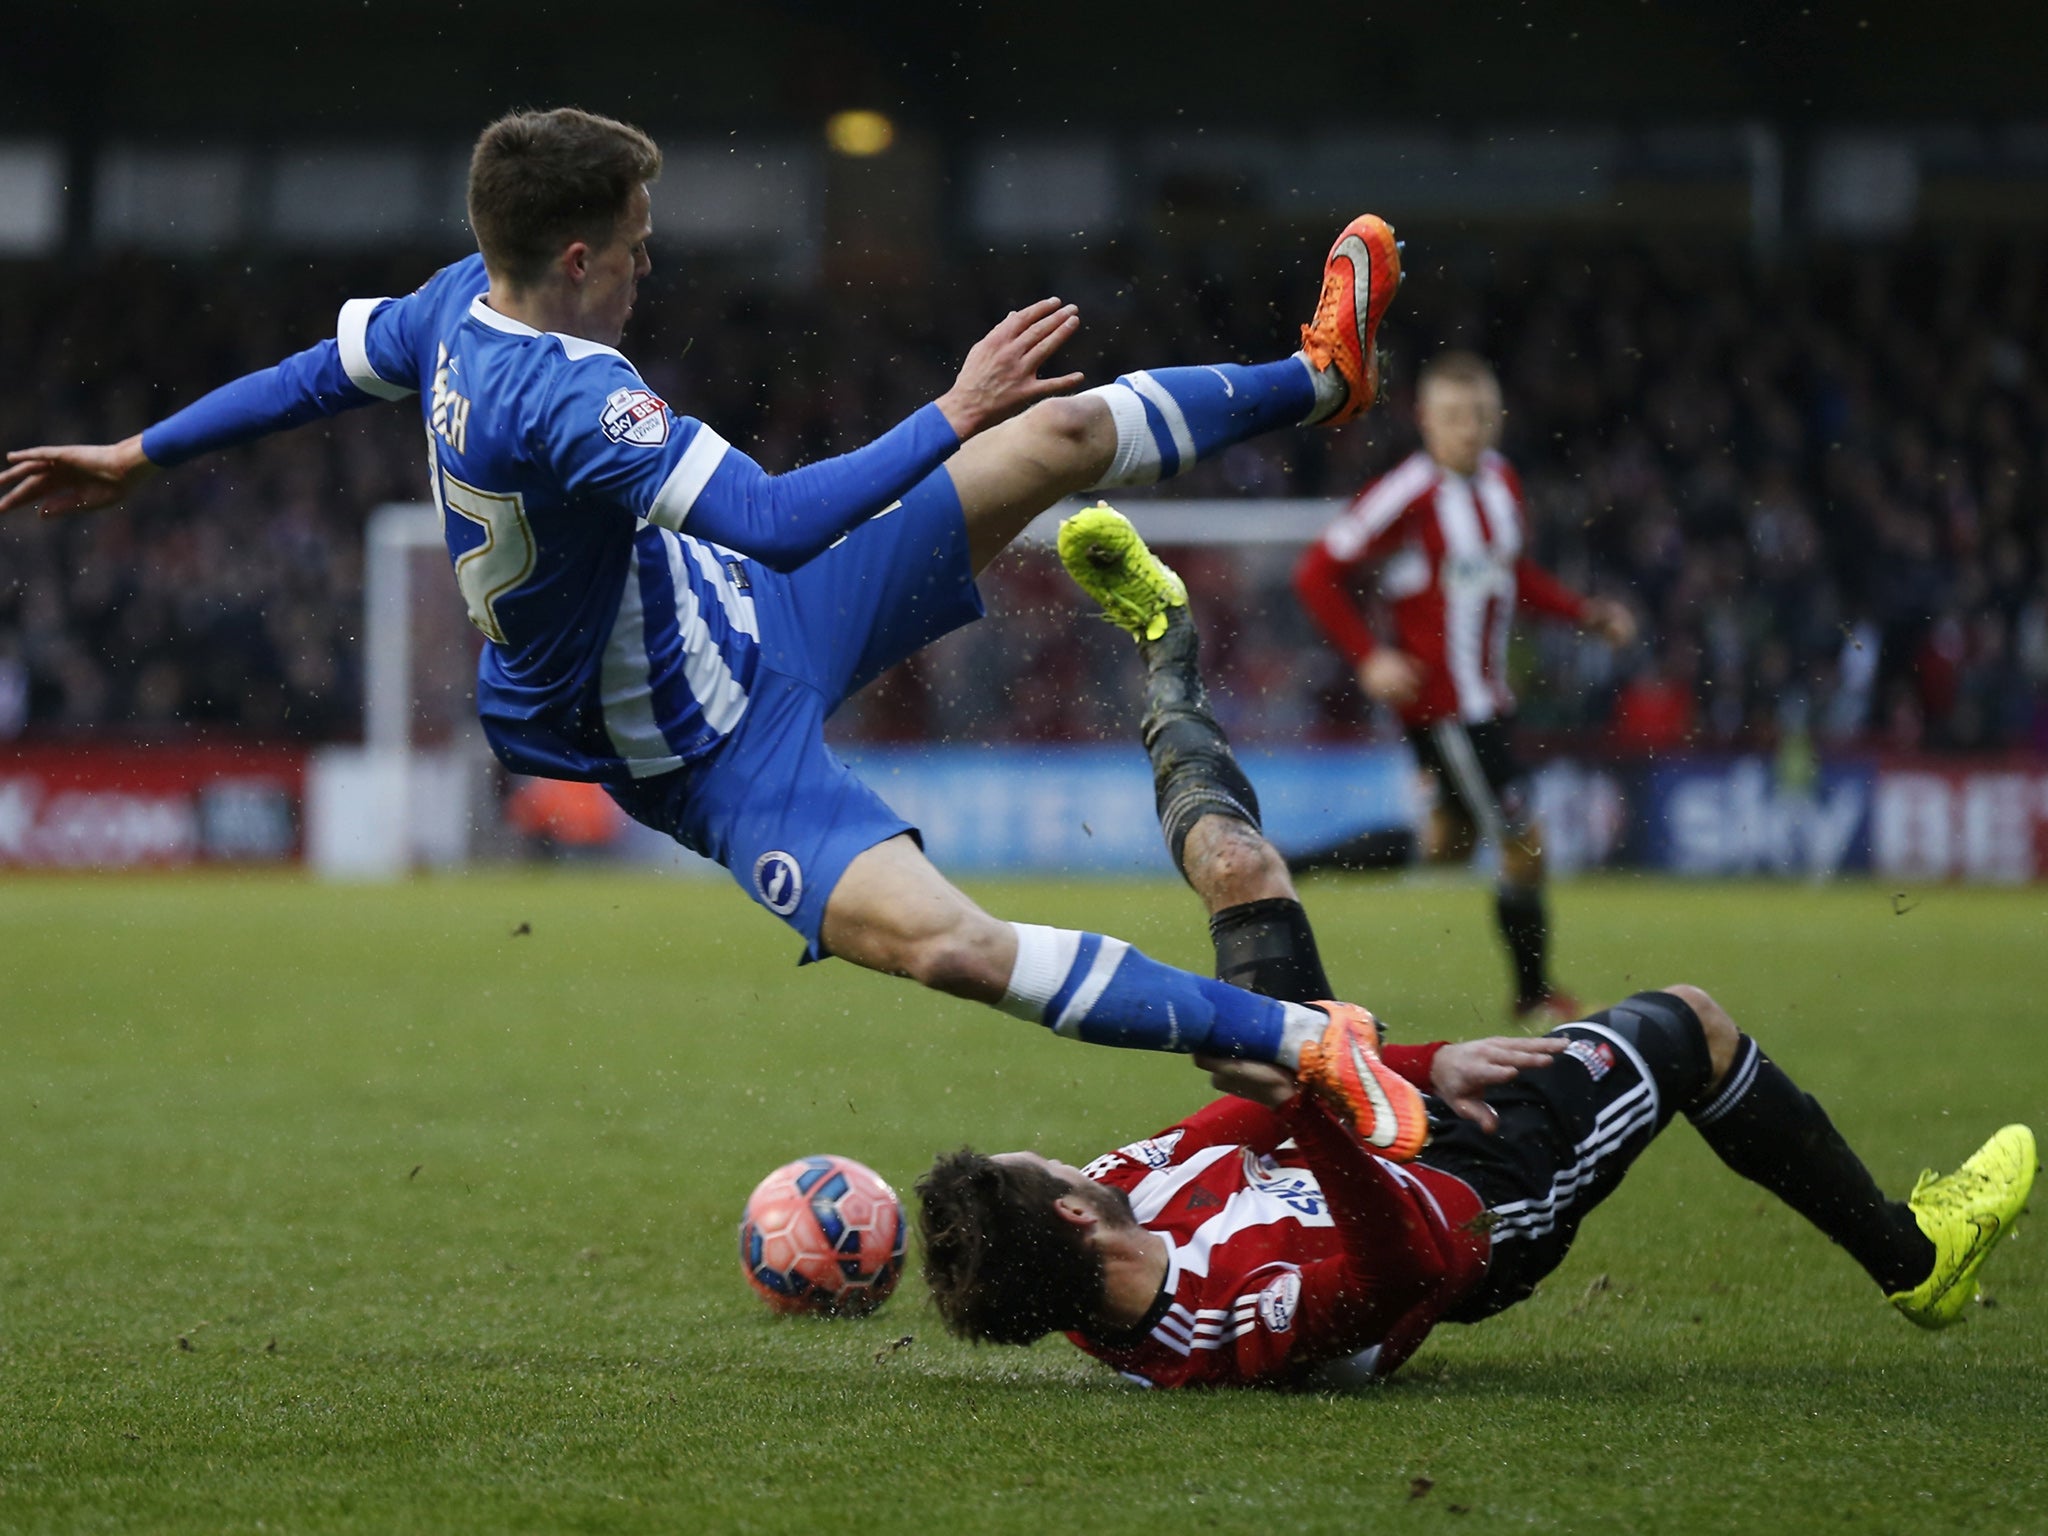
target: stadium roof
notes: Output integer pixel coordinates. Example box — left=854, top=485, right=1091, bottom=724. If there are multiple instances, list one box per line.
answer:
left=6, top=0, right=2045, bottom=139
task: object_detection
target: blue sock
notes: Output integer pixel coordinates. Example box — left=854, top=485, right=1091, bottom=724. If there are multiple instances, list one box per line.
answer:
left=997, top=924, right=1322, bottom=1062
left=1086, top=359, right=1317, bottom=485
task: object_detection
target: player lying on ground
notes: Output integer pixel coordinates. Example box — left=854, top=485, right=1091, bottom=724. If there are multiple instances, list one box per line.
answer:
left=1292, top=351, right=1637, bottom=1023
left=912, top=512, right=2035, bottom=1388
left=0, top=108, right=1411, bottom=1133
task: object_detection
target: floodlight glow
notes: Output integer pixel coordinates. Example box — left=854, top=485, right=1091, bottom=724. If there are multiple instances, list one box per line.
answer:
left=826, top=110, right=895, bottom=157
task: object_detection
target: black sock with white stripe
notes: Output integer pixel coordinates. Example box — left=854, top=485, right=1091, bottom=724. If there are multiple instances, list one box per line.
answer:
left=1688, top=1035, right=1934, bottom=1294
left=1495, top=882, right=1549, bottom=1009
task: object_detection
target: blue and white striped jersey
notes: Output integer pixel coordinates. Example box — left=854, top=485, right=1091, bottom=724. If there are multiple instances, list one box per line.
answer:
left=335, top=255, right=762, bottom=779
left=140, top=253, right=961, bottom=783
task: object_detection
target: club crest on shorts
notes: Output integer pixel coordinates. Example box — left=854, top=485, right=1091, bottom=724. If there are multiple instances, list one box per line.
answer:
left=753, top=851, right=803, bottom=916
left=1563, top=1037, right=1615, bottom=1081
left=600, top=386, right=670, bottom=447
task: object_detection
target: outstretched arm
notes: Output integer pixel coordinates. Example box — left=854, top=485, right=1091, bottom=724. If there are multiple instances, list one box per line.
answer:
left=640, top=299, right=1081, bottom=572
left=1515, top=557, right=1635, bottom=645
left=2, top=333, right=402, bottom=519
left=1197, top=1033, right=1565, bottom=1132
left=0, top=435, right=154, bottom=518
left=1501, top=463, right=1633, bottom=647
left=1423, top=1034, right=1567, bottom=1132
left=5, top=259, right=491, bottom=520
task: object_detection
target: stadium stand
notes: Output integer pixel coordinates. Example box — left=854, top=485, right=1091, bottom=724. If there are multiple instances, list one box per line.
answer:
left=3, top=236, right=2043, bottom=753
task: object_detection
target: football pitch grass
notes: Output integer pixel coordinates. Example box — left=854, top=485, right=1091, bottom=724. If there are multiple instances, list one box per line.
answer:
left=2, top=872, right=2043, bottom=1534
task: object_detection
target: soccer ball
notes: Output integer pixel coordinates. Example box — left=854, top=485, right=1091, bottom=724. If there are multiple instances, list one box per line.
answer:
left=739, top=1155, right=906, bottom=1317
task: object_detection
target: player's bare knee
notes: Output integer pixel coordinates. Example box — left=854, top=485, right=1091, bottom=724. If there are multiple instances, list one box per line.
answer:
left=1022, top=395, right=1113, bottom=469
left=1662, top=983, right=1739, bottom=1082
left=903, top=930, right=1003, bottom=998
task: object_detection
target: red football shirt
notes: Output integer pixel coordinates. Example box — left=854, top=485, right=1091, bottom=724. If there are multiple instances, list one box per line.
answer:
left=1068, top=1059, right=1491, bottom=1389
left=1294, top=449, right=1589, bottom=727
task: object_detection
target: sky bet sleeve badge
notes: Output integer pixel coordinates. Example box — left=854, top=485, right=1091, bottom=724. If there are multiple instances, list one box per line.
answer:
left=601, top=386, right=671, bottom=447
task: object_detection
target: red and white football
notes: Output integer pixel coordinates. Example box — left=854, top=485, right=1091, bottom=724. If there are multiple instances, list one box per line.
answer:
left=738, top=1155, right=906, bottom=1317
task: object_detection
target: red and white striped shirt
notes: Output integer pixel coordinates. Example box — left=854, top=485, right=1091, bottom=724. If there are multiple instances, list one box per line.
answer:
left=1069, top=1065, right=1491, bottom=1390
left=1294, top=449, right=1589, bottom=727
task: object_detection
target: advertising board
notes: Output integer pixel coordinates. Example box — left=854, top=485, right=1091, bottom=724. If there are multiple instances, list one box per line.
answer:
left=0, top=743, right=302, bottom=868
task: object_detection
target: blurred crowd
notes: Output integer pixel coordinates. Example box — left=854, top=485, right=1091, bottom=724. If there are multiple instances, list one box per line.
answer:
left=2, top=231, right=2044, bottom=757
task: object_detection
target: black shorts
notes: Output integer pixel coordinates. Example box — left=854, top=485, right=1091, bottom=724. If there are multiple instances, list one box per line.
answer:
left=1407, top=716, right=1532, bottom=842
left=1418, top=991, right=1715, bottom=1323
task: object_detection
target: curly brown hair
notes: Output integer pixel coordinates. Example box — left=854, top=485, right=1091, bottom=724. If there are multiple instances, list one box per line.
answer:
left=468, top=107, right=662, bottom=287
left=916, top=1149, right=1107, bottom=1346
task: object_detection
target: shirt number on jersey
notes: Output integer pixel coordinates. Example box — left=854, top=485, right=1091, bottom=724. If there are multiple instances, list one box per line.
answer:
left=441, top=472, right=536, bottom=644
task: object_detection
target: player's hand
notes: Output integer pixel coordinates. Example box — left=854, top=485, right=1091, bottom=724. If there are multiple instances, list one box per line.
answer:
left=1192, top=1053, right=1299, bottom=1112
left=1430, top=1035, right=1569, bottom=1134
left=935, top=298, right=1085, bottom=439
left=1584, top=597, right=1637, bottom=648
left=0, top=436, right=155, bottom=518
left=1357, top=649, right=1423, bottom=706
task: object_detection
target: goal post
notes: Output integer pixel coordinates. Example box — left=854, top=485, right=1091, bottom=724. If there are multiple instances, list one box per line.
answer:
left=307, top=502, right=495, bottom=878
left=363, top=502, right=441, bottom=754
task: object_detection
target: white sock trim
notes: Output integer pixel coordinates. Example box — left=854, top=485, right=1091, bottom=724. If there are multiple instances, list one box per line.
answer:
left=1081, top=381, right=1163, bottom=488
left=1276, top=1002, right=1326, bottom=1071
left=1123, top=371, right=1198, bottom=467
left=1294, top=350, right=1345, bottom=425
left=998, top=922, right=1081, bottom=1022
left=1690, top=1036, right=1762, bottom=1126
left=1051, top=937, right=1130, bottom=1039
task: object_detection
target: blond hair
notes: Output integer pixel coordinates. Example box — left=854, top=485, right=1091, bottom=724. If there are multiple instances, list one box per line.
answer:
left=1416, top=350, right=1500, bottom=394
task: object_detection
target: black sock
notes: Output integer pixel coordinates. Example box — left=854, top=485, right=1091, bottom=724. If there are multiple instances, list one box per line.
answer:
left=1209, top=898, right=1333, bottom=1005
left=1138, top=611, right=1262, bottom=878
left=1495, top=882, right=1549, bottom=1007
left=1690, top=1035, right=1934, bottom=1294
left=1284, top=828, right=1418, bottom=874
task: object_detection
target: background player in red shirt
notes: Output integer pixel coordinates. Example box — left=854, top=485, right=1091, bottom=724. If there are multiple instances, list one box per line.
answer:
left=1293, top=351, right=1637, bottom=1022
left=909, top=512, right=2035, bottom=1388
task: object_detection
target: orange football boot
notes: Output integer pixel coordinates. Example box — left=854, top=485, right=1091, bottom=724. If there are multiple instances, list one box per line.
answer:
left=1299, top=214, right=1403, bottom=425
left=1295, top=1000, right=1431, bottom=1161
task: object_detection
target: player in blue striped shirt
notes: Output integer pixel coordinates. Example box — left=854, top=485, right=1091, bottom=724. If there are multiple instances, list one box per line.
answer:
left=2, top=108, right=1414, bottom=1142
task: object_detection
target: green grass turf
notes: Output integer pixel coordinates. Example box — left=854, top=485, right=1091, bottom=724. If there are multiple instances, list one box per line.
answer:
left=1, top=871, right=2043, bottom=1534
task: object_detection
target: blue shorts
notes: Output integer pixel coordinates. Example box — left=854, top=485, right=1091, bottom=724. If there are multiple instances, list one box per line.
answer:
left=606, top=469, right=984, bottom=958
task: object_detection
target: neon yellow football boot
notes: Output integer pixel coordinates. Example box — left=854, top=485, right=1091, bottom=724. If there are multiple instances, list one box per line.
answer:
left=1057, top=502, right=1187, bottom=643
left=1889, top=1123, right=2035, bottom=1329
